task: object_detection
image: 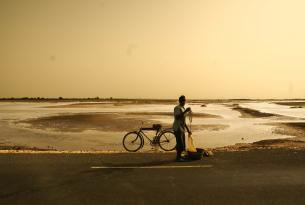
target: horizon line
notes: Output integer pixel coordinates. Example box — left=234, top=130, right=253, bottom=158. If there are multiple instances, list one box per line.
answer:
left=1, top=97, right=305, bottom=101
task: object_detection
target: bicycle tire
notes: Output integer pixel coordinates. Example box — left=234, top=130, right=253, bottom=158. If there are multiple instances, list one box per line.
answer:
left=122, top=131, right=143, bottom=152
left=158, top=130, right=176, bottom=151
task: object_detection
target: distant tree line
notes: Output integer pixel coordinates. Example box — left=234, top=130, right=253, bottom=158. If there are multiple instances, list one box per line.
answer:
left=0, top=97, right=115, bottom=102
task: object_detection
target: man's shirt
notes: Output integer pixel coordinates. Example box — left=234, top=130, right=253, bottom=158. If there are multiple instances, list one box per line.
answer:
left=173, top=105, right=186, bottom=132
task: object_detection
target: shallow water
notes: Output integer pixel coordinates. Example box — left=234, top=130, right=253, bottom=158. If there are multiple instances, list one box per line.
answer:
left=239, top=102, right=305, bottom=119
left=0, top=101, right=302, bottom=151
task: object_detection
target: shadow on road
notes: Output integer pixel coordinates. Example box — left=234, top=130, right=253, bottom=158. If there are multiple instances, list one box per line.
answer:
left=93, top=159, right=176, bottom=168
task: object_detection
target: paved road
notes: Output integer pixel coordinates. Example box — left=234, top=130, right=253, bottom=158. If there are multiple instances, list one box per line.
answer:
left=0, top=149, right=305, bottom=205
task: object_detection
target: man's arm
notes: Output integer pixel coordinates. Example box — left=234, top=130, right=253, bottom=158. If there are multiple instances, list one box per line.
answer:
left=175, top=107, right=191, bottom=119
left=184, top=107, right=192, bottom=134
left=185, top=124, right=191, bottom=134
left=183, top=107, right=191, bottom=115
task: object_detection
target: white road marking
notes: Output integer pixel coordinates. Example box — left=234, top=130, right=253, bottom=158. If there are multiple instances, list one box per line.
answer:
left=91, top=165, right=213, bottom=169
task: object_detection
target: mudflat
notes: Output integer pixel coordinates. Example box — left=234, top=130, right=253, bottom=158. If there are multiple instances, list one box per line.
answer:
left=232, top=104, right=278, bottom=118
left=1, top=99, right=305, bottom=151
left=18, top=112, right=222, bottom=132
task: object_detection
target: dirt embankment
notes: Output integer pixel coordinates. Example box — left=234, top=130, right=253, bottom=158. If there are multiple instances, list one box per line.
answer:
left=215, top=122, right=305, bottom=152
left=0, top=144, right=54, bottom=151
left=43, top=102, right=178, bottom=108
left=232, top=105, right=277, bottom=118
left=125, top=112, right=220, bottom=118
left=271, top=122, right=305, bottom=139
left=191, top=124, right=229, bottom=131
left=214, top=139, right=305, bottom=152
left=274, top=101, right=305, bottom=108
left=17, top=112, right=224, bottom=133
left=18, top=113, right=161, bottom=132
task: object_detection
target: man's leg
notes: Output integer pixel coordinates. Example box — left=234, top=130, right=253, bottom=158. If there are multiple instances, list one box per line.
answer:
left=174, top=131, right=183, bottom=159
left=181, top=131, right=186, bottom=152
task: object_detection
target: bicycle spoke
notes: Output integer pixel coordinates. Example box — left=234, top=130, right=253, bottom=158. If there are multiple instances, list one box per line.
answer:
left=123, top=132, right=143, bottom=152
left=158, top=131, right=176, bottom=151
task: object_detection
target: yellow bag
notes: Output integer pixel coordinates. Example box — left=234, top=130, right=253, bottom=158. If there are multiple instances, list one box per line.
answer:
left=187, top=133, right=197, bottom=152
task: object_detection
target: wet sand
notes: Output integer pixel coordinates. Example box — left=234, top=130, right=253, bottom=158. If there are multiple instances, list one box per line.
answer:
left=216, top=122, right=305, bottom=151
left=1, top=100, right=305, bottom=152
left=4, top=118, right=305, bottom=153
left=0, top=144, right=53, bottom=152
left=215, top=139, right=305, bottom=152
left=274, top=101, right=305, bottom=107
left=271, top=122, right=305, bottom=140
left=232, top=105, right=278, bottom=118
left=124, top=111, right=220, bottom=118
left=17, top=111, right=222, bottom=133
left=18, top=112, right=162, bottom=132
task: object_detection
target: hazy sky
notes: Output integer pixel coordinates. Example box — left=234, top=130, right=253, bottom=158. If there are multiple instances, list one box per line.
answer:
left=1, top=0, right=305, bottom=99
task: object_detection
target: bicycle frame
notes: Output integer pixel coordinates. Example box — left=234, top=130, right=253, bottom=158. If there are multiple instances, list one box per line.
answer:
left=122, top=125, right=175, bottom=152
left=137, top=129, right=160, bottom=145
left=137, top=127, right=173, bottom=146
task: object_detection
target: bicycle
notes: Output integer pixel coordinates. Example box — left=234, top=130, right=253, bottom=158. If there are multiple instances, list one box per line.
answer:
left=122, top=123, right=176, bottom=152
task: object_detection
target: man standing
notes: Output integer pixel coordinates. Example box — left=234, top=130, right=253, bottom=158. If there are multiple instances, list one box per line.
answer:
left=173, top=95, right=192, bottom=162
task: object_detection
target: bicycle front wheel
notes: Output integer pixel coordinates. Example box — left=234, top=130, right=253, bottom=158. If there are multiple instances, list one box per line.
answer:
left=158, top=130, right=176, bottom=151
left=123, top=131, right=143, bottom=152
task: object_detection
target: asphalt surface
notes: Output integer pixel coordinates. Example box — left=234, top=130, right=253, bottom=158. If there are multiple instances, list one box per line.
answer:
left=0, top=149, right=305, bottom=205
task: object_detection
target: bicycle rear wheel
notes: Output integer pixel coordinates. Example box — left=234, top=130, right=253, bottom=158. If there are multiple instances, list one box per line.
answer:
left=123, top=131, right=143, bottom=152
left=158, top=130, right=176, bottom=151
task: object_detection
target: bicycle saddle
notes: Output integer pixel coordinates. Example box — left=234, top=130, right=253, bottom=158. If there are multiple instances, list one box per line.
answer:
left=152, top=124, right=162, bottom=130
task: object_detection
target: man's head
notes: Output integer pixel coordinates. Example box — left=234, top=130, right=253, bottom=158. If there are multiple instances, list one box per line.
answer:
left=178, top=95, right=186, bottom=106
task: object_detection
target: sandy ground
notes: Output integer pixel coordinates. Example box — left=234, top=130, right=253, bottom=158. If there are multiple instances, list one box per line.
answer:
left=272, top=122, right=305, bottom=140
left=274, top=101, right=305, bottom=108
left=198, top=102, right=305, bottom=151
left=1, top=100, right=305, bottom=152
left=2, top=120, right=305, bottom=153
left=232, top=105, right=278, bottom=118
left=215, top=122, right=305, bottom=151
left=17, top=112, right=222, bottom=132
